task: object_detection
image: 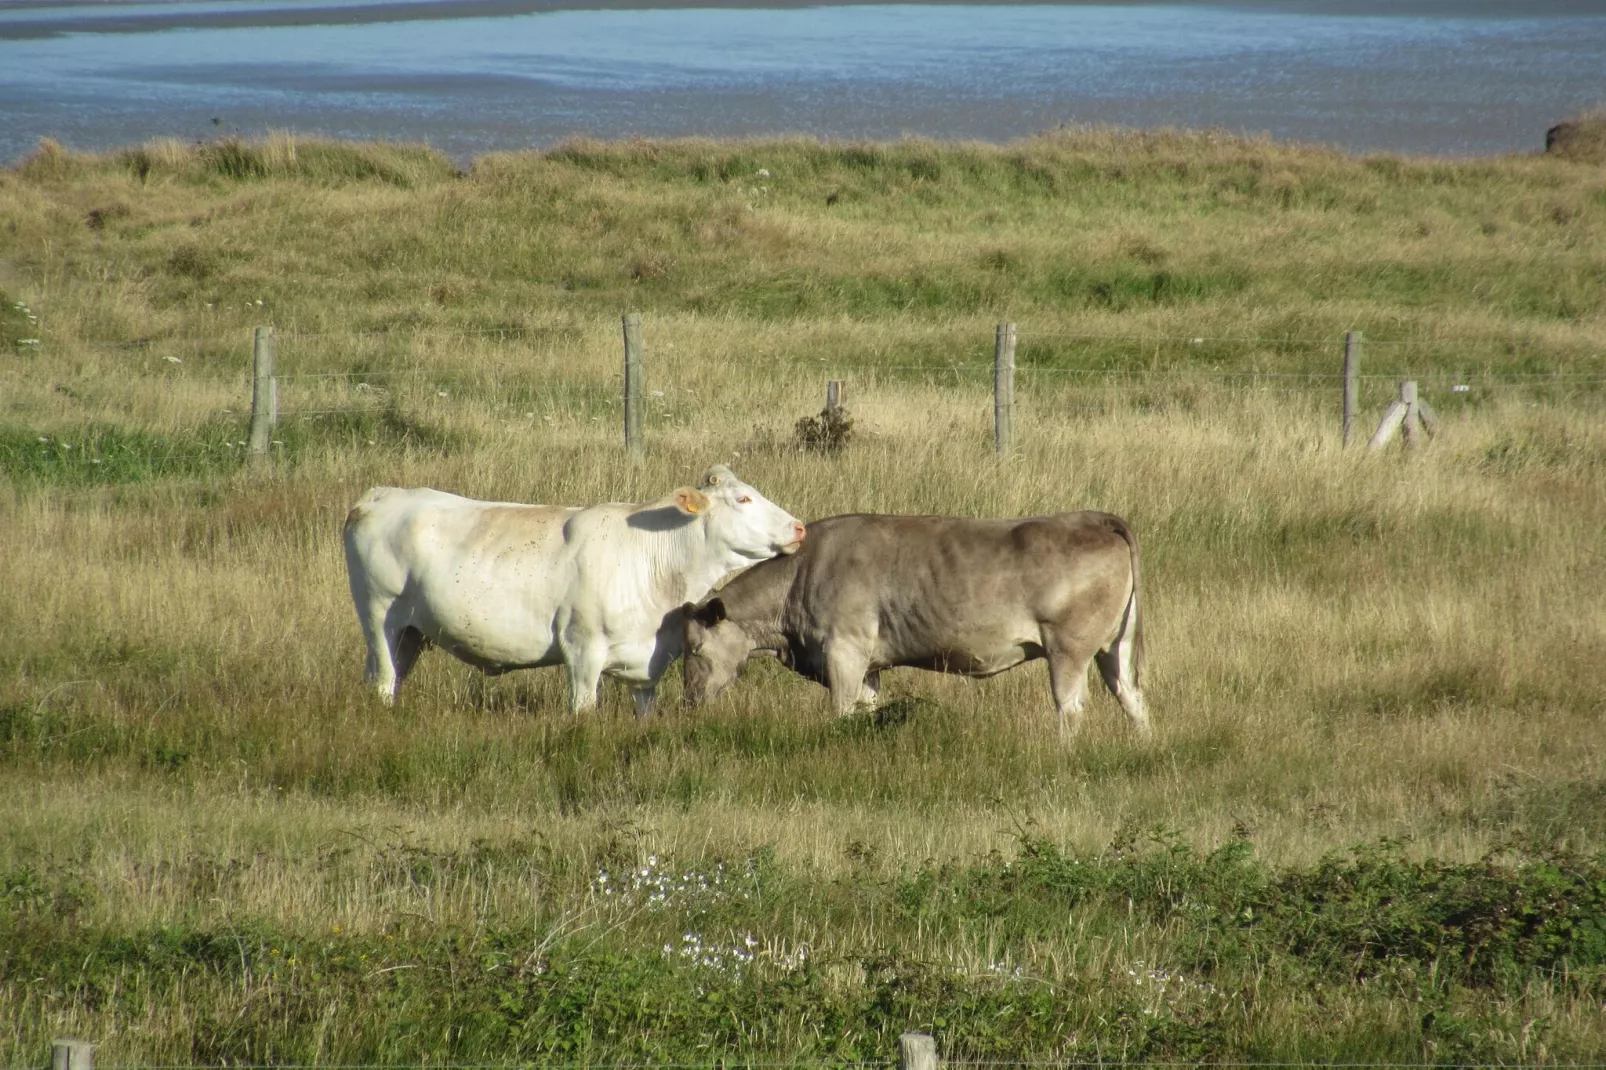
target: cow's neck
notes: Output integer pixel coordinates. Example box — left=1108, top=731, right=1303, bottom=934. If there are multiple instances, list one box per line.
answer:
left=741, top=612, right=789, bottom=658
left=647, top=518, right=751, bottom=608
left=729, top=558, right=796, bottom=656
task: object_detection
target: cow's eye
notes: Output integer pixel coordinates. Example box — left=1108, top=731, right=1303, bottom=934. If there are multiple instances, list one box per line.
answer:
left=736, top=495, right=752, bottom=504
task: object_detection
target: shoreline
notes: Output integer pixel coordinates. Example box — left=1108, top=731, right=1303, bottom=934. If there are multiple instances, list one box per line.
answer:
left=3, top=0, right=1602, bottom=41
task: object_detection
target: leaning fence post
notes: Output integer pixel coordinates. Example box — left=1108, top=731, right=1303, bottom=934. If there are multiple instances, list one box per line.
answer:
left=622, top=312, right=644, bottom=460
left=993, top=322, right=1015, bottom=455
left=899, top=1031, right=939, bottom=1070
left=1399, top=379, right=1419, bottom=450
left=52, top=1039, right=94, bottom=1070
left=248, top=326, right=276, bottom=464
left=1416, top=395, right=1440, bottom=438
left=1368, top=379, right=1420, bottom=452
left=1342, top=330, right=1361, bottom=447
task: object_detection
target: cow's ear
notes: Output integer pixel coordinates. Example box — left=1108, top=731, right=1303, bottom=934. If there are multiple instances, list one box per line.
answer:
left=692, top=598, right=727, bottom=627
left=674, top=487, right=710, bottom=515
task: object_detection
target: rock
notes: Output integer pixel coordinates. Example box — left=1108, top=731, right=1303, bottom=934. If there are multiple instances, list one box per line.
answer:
left=1544, top=117, right=1606, bottom=164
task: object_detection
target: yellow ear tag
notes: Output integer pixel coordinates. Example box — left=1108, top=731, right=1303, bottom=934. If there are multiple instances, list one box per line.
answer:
left=675, top=488, right=708, bottom=514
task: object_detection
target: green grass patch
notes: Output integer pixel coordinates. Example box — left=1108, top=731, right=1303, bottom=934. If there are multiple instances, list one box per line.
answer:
left=5, top=836, right=1603, bottom=1063
left=0, top=422, right=243, bottom=487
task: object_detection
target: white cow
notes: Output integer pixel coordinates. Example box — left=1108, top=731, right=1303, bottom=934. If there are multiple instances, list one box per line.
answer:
left=342, top=465, right=804, bottom=714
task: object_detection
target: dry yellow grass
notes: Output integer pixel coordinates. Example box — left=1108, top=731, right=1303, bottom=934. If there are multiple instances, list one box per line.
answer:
left=2, top=132, right=1604, bottom=1062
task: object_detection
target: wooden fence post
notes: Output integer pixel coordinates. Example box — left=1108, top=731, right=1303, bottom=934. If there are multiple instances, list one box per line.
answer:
left=899, top=1031, right=939, bottom=1070
left=826, top=379, right=845, bottom=416
left=622, top=312, right=644, bottom=460
left=52, top=1039, right=94, bottom=1070
left=248, top=326, right=276, bottom=464
left=993, top=322, right=1015, bottom=455
left=1342, top=330, right=1361, bottom=447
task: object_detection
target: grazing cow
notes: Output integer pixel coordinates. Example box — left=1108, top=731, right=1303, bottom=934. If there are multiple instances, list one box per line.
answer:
left=343, top=465, right=804, bottom=714
left=681, top=512, right=1148, bottom=738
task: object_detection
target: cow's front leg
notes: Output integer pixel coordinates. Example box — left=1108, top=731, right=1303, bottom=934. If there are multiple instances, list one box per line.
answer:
left=631, top=615, right=680, bottom=719
left=562, top=641, right=608, bottom=714
left=824, top=641, right=872, bottom=716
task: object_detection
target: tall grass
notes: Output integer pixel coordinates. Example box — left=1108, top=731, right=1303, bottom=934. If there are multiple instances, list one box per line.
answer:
left=1, top=132, right=1604, bottom=1064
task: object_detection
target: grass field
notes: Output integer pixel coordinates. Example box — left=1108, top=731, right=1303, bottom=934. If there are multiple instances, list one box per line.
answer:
left=2, top=130, right=1605, bottom=1065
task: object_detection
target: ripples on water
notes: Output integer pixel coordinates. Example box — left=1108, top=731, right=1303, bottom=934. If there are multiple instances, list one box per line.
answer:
left=2, top=1, right=1604, bottom=162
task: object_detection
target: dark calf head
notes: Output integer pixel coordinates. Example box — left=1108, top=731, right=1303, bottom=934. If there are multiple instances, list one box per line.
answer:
left=681, top=597, right=757, bottom=705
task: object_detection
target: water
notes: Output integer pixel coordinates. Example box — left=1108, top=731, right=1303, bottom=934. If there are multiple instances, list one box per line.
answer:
left=2, top=0, right=1603, bottom=165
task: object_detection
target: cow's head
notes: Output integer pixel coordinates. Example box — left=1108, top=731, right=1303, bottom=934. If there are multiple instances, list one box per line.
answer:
left=689, top=464, right=804, bottom=564
left=681, top=597, right=754, bottom=705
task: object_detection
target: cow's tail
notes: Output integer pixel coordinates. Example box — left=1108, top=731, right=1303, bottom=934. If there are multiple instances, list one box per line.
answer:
left=1107, top=514, right=1144, bottom=691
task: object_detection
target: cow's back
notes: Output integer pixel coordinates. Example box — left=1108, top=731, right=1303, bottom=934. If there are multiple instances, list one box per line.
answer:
left=785, top=512, right=1135, bottom=670
left=344, top=487, right=580, bottom=607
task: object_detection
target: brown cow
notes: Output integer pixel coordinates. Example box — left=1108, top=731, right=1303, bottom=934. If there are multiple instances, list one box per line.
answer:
left=682, top=512, right=1148, bottom=738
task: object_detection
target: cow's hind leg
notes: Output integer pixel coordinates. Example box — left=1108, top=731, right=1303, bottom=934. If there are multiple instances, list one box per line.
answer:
left=1042, top=627, right=1101, bottom=742
left=362, top=607, right=429, bottom=706
left=1095, top=643, right=1150, bottom=738
left=352, top=594, right=401, bottom=703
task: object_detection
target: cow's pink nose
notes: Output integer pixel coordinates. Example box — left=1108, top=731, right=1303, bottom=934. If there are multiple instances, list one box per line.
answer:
left=792, top=521, right=806, bottom=543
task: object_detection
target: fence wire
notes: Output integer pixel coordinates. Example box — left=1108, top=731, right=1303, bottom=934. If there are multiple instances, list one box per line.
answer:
left=21, top=323, right=1602, bottom=430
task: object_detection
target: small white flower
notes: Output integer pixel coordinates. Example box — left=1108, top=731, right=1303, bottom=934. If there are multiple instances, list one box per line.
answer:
left=1452, top=384, right=1470, bottom=393
left=437, top=391, right=448, bottom=398
left=755, top=168, right=770, bottom=178
left=1191, top=337, right=1204, bottom=344
left=164, top=355, right=182, bottom=364
left=651, top=390, right=665, bottom=398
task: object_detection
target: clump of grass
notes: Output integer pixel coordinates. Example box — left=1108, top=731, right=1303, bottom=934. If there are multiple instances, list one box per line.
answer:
left=113, top=133, right=457, bottom=188
left=793, top=401, right=855, bottom=452
left=1, top=290, right=40, bottom=348
left=12, top=138, right=82, bottom=183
